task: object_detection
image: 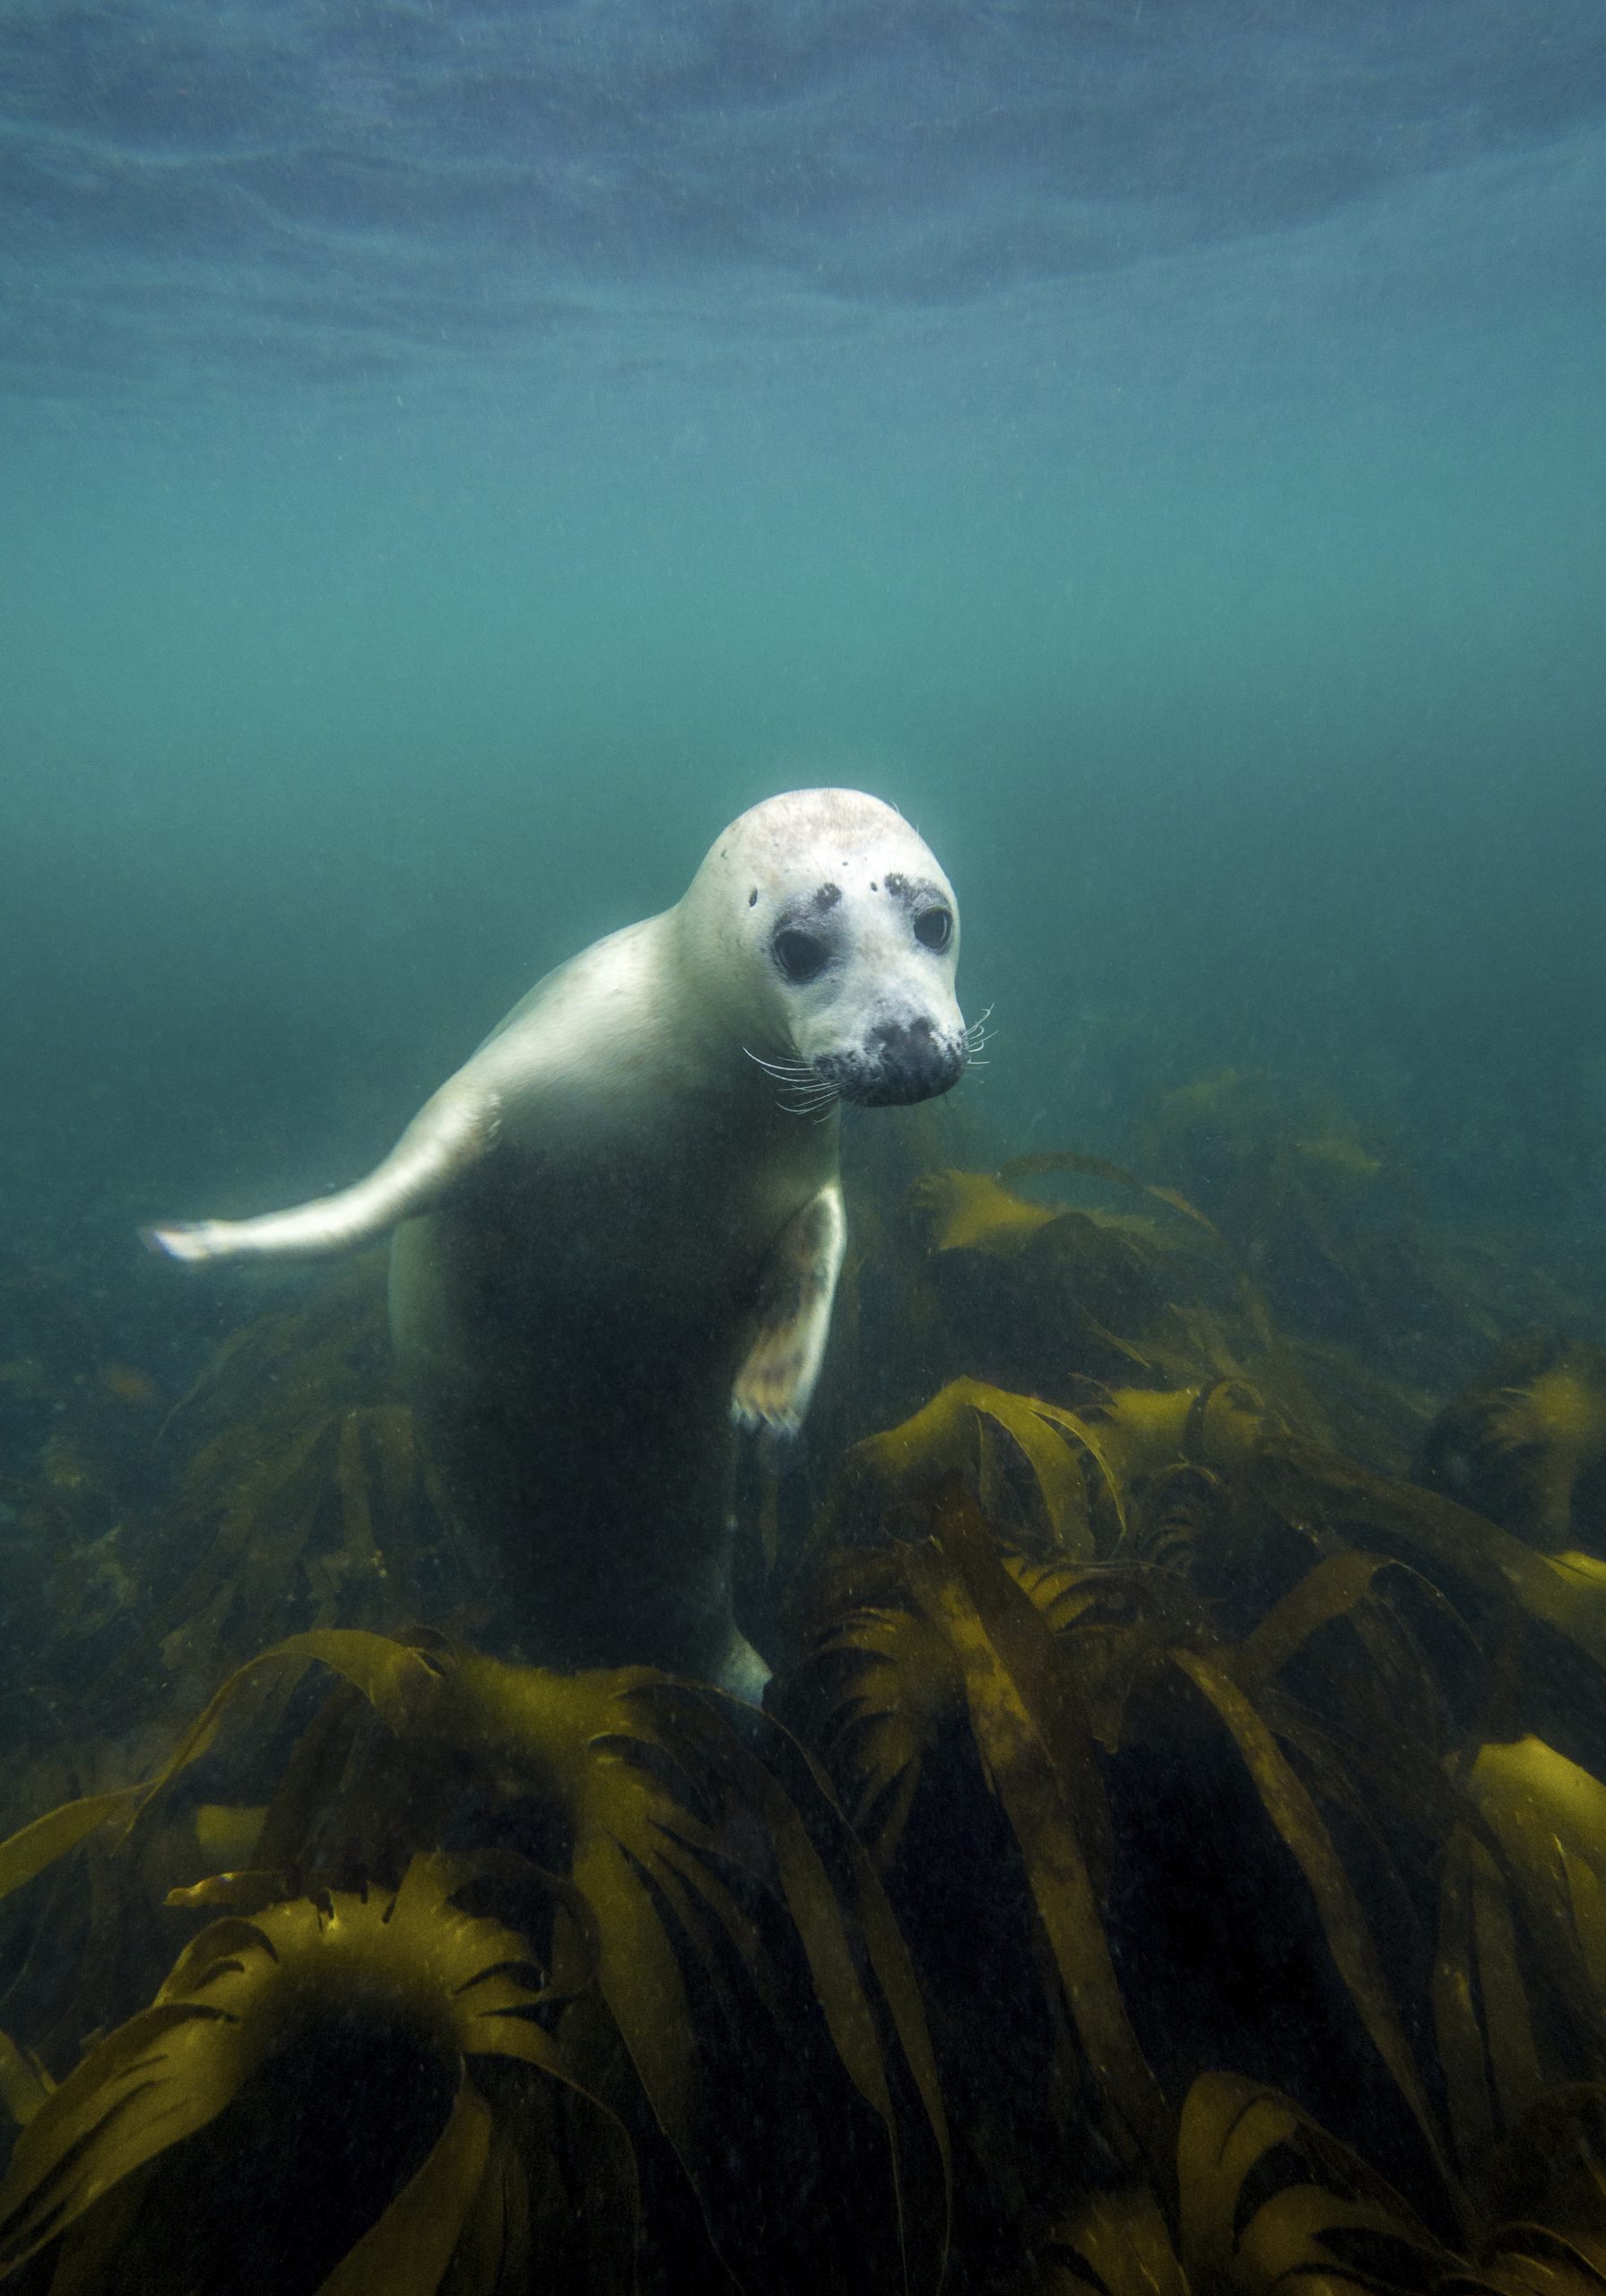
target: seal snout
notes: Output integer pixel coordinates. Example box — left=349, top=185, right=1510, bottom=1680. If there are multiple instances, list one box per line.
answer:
left=818, top=1013, right=968, bottom=1108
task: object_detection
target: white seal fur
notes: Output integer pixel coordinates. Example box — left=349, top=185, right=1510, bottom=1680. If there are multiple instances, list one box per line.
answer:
left=147, top=788, right=968, bottom=1700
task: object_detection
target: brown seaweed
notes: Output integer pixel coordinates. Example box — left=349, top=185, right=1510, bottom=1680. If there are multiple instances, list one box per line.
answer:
left=1, top=1101, right=1604, bottom=2292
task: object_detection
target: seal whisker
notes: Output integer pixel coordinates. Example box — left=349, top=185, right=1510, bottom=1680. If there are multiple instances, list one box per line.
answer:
left=745, top=1047, right=821, bottom=1085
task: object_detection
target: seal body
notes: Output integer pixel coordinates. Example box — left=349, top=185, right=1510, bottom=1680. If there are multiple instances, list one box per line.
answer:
left=149, top=789, right=968, bottom=1698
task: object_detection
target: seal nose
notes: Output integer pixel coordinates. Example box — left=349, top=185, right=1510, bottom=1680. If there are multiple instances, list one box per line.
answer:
left=864, top=1015, right=963, bottom=1105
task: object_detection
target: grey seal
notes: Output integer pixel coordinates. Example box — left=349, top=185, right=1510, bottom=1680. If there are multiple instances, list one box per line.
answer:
left=147, top=788, right=969, bottom=1699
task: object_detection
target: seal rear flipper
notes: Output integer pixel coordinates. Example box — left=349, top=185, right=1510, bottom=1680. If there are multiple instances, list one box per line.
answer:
left=731, top=1179, right=846, bottom=1435
left=143, top=1085, right=500, bottom=1265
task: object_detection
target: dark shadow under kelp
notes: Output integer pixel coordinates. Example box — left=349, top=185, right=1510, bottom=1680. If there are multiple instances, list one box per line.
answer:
left=0, top=1089, right=1603, bottom=2293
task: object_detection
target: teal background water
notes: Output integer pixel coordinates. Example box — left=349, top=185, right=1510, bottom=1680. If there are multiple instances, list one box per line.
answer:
left=2, top=4, right=1603, bottom=1258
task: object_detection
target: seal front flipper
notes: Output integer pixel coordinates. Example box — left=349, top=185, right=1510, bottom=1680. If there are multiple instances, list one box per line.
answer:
left=143, top=1084, right=500, bottom=1265
left=731, top=1180, right=846, bottom=1434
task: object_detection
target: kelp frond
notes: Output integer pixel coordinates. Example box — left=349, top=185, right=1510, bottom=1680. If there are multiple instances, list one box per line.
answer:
left=1176, top=2073, right=1454, bottom=2296
left=84, top=1264, right=464, bottom=1733
left=1419, top=1339, right=1606, bottom=1556
left=0, top=2034, right=50, bottom=2132
left=1041, top=2184, right=1190, bottom=2296
left=1046, top=2071, right=1606, bottom=2296
left=904, top=1159, right=1229, bottom=1400
left=0, top=1851, right=632, bottom=2293
left=789, top=1475, right=1474, bottom=2205
left=0, top=1632, right=950, bottom=2294
left=782, top=1558, right=965, bottom=1865
left=1461, top=2084, right=1606, bottom=2296
left=909, top=1170, right=1063, bottom=1257
left=812, top=1373, right=1275, bottom=1570
left=817, top=1377, right=1113, bottom=1559
left=411, top=1651, right=951, bottom=2296
left=1430, top=1735, right=1606, bottom=2187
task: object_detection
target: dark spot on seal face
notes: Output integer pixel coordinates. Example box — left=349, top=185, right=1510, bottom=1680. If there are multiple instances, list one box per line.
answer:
left=748, top=889, right=758, bottom=906
left=882, top=872, right=952, bottom=944
left=771, top=880, right=848, bottom=982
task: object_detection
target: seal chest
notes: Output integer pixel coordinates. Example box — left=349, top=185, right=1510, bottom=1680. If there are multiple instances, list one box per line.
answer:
left=146, top=788, right=969, bottom=1700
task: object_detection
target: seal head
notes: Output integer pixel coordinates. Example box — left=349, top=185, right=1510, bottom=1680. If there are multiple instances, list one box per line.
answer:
left=678, top=788, right=968, bottom=1108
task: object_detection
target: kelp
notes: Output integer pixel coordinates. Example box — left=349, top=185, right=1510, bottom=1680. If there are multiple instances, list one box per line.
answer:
left=902, top=1161, right=1243, bottom=1414
left=10, top=1359, right=1606, bottom=2288
left=1461, top=2085, right=1606, bottom=2296
left=1174, top=2073, right=1454, bottom=2296
left=815, top=1377, right=1108, bottom=1560
left=0, top=2039, right=48, bottom=2135
left=1042, top=2074, right=1606, bottom=2296
left=4, top=1100, right=1606, bottom=2292
left=888, top=1158, right=1414, bottom=1473
left=0, top=1794, right=143, bottom=1915
left=787, top=1361, right=1606, bottom=2266
left=1430, top=1738, right=1606, bottom=2193
left=822, top=1359, right=1606, bottom=1760
left=739, top=1112, right=1455, bottom=1593
left=0, top=1631, right=949, bottom=2295
left=1129, top=1073, right=1604, bottom=1431
left=1133, top=1072, right=1445, bottom=1368
left=410, top=1647, right=951, bottom=2295
left=1419, top=1340, right=1606, bottom=1557
left=0, top=1851, right=635, bottom=2295
left=812, top=1375, right=1275, bottom=1570
left=0, top=1260, right=423, bottom=1772
left=74, top=1263, right=472, bottom=1758
left=785, top=1476, right=1458, bottom=2215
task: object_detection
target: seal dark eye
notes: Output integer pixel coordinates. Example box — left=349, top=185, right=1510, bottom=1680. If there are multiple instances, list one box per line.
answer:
left=914, top=906, right=953, bottom=953
left=773, top=926, right=830, bottom=983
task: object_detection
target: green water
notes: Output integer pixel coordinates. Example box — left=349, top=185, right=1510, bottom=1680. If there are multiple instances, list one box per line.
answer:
left=5, top=206, right=1603, bottom=1237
